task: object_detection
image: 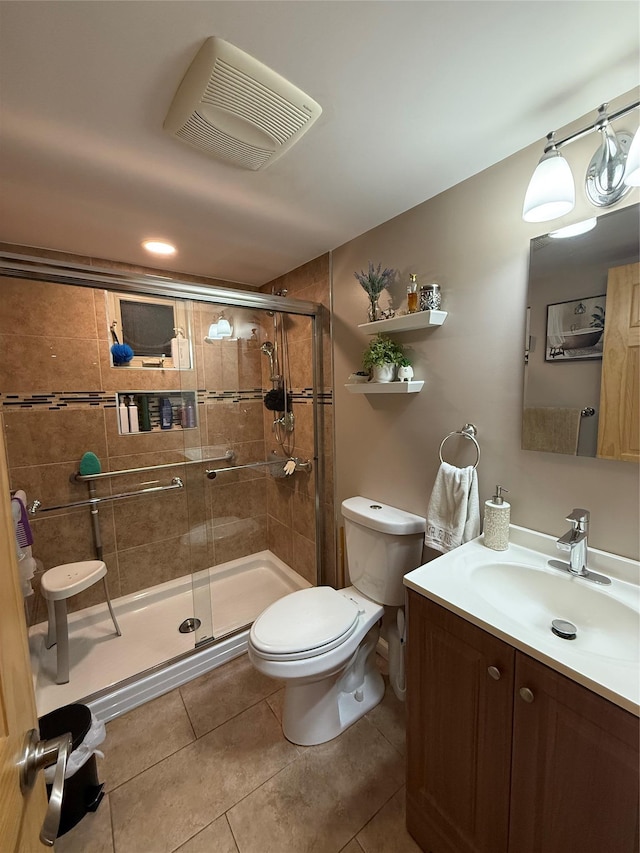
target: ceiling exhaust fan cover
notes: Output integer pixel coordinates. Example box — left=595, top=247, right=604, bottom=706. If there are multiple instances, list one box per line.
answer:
left=163, top=37, right=322, bottom=171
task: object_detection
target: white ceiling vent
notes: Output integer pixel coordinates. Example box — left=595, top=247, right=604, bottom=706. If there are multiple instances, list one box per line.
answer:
left=164, top=37, right=322, bottom=171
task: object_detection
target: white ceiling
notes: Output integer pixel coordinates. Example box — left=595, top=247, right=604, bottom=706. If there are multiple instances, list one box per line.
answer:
left=0, top=1, right=638, bottom=287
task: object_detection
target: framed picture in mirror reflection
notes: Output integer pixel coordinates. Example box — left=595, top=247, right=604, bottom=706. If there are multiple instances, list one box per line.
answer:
left=545, top=294, right=606, bottom=362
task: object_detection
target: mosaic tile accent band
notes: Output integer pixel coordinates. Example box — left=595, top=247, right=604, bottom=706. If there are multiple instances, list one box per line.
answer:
left=0, top=388, right=333, bottom=409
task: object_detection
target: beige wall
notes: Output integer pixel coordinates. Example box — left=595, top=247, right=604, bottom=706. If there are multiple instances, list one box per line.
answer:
left=333, top=89, right=640, bottom=561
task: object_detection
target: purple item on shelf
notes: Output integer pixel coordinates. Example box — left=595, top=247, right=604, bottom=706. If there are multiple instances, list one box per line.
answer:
left=12, top=496, right=33, bottom=547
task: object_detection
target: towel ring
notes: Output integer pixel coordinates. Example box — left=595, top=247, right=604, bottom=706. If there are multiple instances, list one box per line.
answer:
left=439, top=423, right=480, bottom=470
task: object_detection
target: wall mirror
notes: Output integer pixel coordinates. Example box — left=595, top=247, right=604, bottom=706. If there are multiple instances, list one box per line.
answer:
left=522, top=202, right=639, bottom=462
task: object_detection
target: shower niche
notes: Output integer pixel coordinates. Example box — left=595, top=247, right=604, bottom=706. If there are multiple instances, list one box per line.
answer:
left=115, top=390, right=198, bottom=434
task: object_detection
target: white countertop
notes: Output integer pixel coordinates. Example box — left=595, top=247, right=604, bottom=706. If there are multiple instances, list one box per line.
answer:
left=404, top=525, right=640, bottom=716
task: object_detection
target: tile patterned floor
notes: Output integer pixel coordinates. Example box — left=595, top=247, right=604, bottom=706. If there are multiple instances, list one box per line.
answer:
left=54, top=654, right=421, bottom=853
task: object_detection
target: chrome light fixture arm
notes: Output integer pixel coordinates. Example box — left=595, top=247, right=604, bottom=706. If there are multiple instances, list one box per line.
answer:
left=523, top=99, right=640, bottom=223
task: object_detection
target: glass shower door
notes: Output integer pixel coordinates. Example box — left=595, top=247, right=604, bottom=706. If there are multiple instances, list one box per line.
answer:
left=183, top=296, right=320, bottom=647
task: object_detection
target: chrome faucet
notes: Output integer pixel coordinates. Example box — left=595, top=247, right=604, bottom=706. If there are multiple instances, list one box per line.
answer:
left=550, top=508, right=611, bottom=585
left=557, top=508, right=590, bottom=575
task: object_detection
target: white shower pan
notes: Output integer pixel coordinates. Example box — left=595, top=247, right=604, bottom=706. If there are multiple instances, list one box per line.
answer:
left=29, top=550, right=310, bottom=720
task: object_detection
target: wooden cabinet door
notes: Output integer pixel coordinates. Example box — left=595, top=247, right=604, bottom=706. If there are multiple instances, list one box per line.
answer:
left=597, top=261, right=640, bottom=462
left=0, top=432, right=48, bottom=850
left=509, top=652, right=640, bottom=853
left=406, top=592, right=514, bottom=853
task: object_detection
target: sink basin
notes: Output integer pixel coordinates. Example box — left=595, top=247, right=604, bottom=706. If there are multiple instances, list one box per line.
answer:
left=403, top=525, right=640, bottom=714
left=469, top=562, right=639, bottom=663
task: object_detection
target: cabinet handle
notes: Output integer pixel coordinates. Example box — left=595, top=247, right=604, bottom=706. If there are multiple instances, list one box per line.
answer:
left=519, top=687, right=535, bottom=703
left=487, top=666, right=501, bottom=680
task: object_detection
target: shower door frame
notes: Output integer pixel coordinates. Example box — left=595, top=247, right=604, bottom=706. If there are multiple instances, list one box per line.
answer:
left=0, top=251, right=327, bottom=625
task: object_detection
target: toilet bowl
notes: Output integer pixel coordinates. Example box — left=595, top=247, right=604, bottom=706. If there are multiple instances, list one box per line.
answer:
left=248, top=497, right=425, bottom=746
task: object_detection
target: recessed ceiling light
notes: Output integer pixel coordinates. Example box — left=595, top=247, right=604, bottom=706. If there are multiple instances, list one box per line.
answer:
left=142, top=240, right=176, bottom=256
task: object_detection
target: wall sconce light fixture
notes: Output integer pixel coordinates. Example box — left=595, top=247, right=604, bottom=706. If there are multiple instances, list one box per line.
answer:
left=204, top=312, right=232, bottom=343
left=523, top=100, right=639, bottom=223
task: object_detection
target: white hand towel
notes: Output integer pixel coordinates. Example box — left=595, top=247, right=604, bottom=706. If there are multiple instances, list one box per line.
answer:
left=425, top=462, right=480, bottom=553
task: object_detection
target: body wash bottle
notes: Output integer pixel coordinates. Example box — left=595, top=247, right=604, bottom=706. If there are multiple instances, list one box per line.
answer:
left=483, top=485, right=510, bottom=551
left=171, top=327, right=191, bottom=369
left=160, top=397, right=173, bottom=430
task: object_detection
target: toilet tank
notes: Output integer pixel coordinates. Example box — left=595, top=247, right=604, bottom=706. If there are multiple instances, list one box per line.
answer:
left=342, top=497, right=426, bottom=606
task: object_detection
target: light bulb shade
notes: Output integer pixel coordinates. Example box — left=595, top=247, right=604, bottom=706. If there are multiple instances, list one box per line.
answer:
left=623, top=127, right=640, bottom=187
left=216, top=317, right=231, bottom=336
left=204, top=323, right=223, bottom=342
left=523, top=149, right=575, bottom=222
left=549, top=217, right=597, bottom=239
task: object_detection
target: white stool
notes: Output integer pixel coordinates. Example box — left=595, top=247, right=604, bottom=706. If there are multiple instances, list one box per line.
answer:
left=41, top=560, right=121, bottom=684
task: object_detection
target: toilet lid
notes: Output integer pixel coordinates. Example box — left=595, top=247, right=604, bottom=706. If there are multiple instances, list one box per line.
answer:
left=250, top=587, right=361, bottom=658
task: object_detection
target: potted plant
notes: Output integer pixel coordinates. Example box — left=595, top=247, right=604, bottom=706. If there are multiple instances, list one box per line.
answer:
left=362, top=334, right=408, bottom=382
left=354, top=261, right=396, bottom=322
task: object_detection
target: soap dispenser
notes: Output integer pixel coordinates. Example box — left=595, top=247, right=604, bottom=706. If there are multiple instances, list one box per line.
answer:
left=483, top=485, right=510, bottom=551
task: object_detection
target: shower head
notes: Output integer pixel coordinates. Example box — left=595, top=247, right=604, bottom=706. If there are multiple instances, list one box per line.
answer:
left=260, top=340, right=280, bottom=382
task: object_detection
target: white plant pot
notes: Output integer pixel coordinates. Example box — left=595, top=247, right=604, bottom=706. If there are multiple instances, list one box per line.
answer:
left=372, top=363, right=396, bottom=383
left=397, top=365, right=414, bottom=381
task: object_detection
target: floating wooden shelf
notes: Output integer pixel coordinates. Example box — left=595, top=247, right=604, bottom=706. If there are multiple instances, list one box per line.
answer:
left=358, top=310, right=447, bottom=334
left=345, top=381, right=424, bottom=394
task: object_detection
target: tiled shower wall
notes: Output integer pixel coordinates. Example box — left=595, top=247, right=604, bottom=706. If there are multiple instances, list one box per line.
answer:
left=0, top=263, right=328, bottom=627
left=262, top=253, right=336, bottom=587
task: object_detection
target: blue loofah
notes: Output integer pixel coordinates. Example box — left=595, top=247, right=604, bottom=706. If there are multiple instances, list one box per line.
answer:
left=111, top=343, right=134, bottom=365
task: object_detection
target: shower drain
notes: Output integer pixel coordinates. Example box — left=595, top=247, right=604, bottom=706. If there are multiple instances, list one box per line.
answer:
left=179, top=617, right=202, bottom=634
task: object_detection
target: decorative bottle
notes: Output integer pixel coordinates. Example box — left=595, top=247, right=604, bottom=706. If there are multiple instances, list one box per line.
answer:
left=407, top=274, right=418, bottom=313
left=483, top=485, right=510, bottom=551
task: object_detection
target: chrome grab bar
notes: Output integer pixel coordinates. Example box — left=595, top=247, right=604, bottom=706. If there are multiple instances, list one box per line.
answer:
left=72, top=450, right=235, bottom=482
left=205, top=458, right=312, bottom=479
left=20, top=728, right=72, bottom=846
left=29, top=478, right=184, bottom=514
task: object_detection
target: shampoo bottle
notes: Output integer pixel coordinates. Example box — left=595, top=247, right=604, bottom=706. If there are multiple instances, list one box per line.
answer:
left=160, top=398, right=173, bottom=430
left=185, top=398, right=196, bottom=428
left=483, top=485, right=510, bottom=551
left=119, top=396, right=130, bottom=434
left=128, top=395, right=139, bottom=433
left=138, top=395, right=152, bottom=431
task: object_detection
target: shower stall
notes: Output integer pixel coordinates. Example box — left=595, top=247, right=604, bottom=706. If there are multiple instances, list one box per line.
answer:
left=0, top=254, right=327, bottom=720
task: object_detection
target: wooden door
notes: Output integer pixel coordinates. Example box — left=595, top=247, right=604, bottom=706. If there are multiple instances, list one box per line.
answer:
left=509, top=652, right=640, bottom=853
left=597, top=261, right=640, bottom=462
left=406, top=592, right=514, bottom=853
left=0, top=434, right=48, bottom=851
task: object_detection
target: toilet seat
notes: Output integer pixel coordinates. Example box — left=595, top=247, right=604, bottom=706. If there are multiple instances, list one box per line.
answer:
left=250, top=587, right=362, bottom=661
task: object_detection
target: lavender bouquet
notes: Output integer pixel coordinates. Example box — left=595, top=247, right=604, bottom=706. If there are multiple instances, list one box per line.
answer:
left=354, top=262, right=396, bottom=322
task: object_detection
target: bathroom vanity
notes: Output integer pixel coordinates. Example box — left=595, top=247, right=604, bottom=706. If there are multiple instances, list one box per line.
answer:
left=403, top=527, right=639, bottom=853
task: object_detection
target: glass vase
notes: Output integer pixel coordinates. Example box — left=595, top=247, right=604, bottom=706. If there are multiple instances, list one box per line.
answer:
left=367, top=295, right=380, bottom=323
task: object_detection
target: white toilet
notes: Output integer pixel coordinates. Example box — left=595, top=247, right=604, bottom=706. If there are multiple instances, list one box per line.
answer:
left=248, top=496, right=425, bottom=745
